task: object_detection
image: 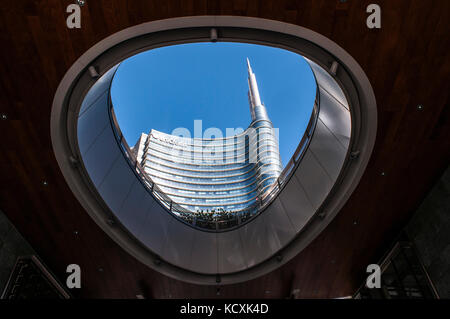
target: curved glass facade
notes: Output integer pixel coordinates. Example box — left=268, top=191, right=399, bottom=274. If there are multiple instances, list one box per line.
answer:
left=134, top=59, right=282, bottom=213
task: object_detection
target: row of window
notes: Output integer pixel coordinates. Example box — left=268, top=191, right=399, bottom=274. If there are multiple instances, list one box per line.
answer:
left=145, top=166, right=258, bottom=184
left=144, top=146, right=281, bottom=166
left=163, top=188, right=259, bottom=202
left=144, top=157, right=255, bottom=174
left=145, top=136, right=279, bottom=161
left=147, top=145, right=278, bottom=169
left=145, top=158, right=280, bottom=181
left=147, top=126, right=277, bottom=149
left=168, top=193, right=258, bottom=207
left=159, top=186, right=254, bottom=197
left=178, top=201, right=259, bottom=213
left=148, top=174, right=258, bottom=189
left=143, top=155, right=253, bottom=169
left=145, top=159, right=257, bottom=178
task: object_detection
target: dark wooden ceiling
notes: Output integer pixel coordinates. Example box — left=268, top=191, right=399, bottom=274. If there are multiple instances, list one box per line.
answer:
left=0, top=0, right=449, bottom=298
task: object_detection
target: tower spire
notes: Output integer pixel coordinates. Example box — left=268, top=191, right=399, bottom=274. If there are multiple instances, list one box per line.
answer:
left=247, top=58, right=268, bottom=121
left=247, top=58, right=262, bottom=108
left=246, top=57, right=253, bottom=74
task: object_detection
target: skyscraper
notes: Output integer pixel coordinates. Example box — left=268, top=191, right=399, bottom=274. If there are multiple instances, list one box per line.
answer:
left=134, top=59, right=282, bottom=214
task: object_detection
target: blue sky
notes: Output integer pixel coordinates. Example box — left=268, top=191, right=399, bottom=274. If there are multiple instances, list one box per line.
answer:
left=111, top=42, right=316, bottom=167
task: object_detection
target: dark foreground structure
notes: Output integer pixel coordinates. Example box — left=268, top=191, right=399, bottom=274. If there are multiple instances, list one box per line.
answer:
left=0, top=0, right=449, bottom=299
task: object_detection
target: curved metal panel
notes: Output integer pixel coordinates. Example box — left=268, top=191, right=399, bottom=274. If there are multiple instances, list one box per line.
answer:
left=217, top=230, right=247, bottom=274
left=114, top=180, right=149, bottom=238
left=189, top=231, right=218, bottom=274
left=81, top=127, right=121, bottom=188
left=317, top=88, right=351, bottom=148
left=238, top=213, right=271, bottom=268
left=161, top=217, right=196, bottom=269
left=278, top=174, right=315, bottom=232
left=308, top=118, right=347, bottom=181
left=307, top=59, right=348, bottom=110
left=77, top=91, right=109, bottom=155
left=97, top=154, right=135, bottom=214
left=136, top=195, right=172, bottom=254
left=79, top=66, right=118, bottom=116
left=294, top=150, right=333, bottom=210
left=264, top=198, right=297, bottom=251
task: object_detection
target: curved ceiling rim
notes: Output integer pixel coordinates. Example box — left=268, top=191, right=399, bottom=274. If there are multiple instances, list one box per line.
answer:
left=51, top=16, right=377, bottom=285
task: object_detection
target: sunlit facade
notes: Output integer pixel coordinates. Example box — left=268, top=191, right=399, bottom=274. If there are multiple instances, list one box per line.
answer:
left=134, top=59, right=282, bottom=213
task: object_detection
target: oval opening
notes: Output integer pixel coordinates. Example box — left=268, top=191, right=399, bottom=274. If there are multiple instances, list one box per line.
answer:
left=54, top=17, right=373, bottom=283
left=109, top=42, right=317, bottom=230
